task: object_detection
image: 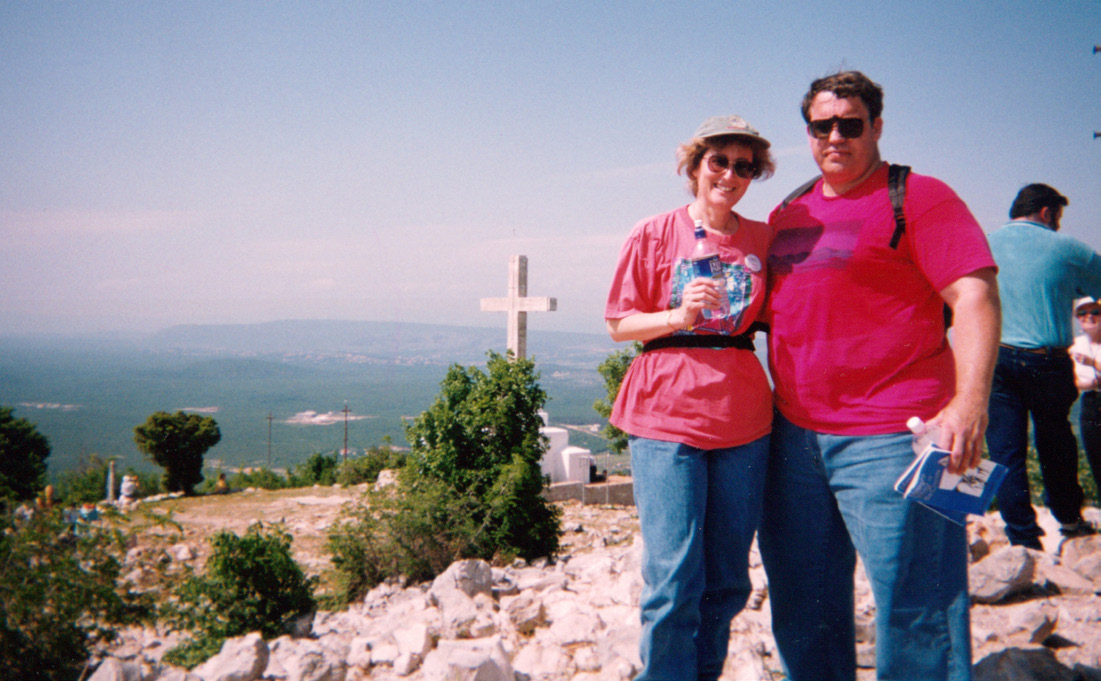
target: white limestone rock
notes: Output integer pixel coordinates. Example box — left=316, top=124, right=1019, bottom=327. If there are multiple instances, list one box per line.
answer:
left=192, top=632, right=268, bottom=681
left=970, top=546, right=1037, bottom=603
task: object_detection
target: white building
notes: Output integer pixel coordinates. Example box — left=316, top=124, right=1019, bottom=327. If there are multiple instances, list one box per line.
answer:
left=538, top=410, right=593, bottom=484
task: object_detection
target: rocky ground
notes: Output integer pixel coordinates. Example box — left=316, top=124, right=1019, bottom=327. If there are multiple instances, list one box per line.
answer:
left=89, top=486, right=1101, bottom=681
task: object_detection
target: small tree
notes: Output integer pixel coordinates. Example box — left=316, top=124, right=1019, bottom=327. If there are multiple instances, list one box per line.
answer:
left=328, top=351, right=562, bottom=604
left=133, top=411, right=221, bottom=496
left=592, top=343, right=641, bottom=455
left=0, top=406, right=51, bottom=501
left=404, top=351, right=561, bottom=560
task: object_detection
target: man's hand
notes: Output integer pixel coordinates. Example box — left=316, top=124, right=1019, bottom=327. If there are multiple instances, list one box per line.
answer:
left=937, top=268, right=1001, bottom=474
left=930, top=399, right=988, bottom=473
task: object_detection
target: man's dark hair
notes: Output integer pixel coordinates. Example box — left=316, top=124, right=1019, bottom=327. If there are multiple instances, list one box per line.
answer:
left=1009, top=184, right=1068, bottom=219
left=801, top=71, right=884, bottom=123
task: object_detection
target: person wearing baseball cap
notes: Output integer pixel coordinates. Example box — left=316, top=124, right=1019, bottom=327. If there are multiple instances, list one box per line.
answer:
left=604, top=114, right=774, bottom=681
left=1071, top=297, right=1101, bottom=507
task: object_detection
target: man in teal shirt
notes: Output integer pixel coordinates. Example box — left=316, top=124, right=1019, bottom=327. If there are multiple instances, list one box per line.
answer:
left=987, top=184, right=1101, bottom=548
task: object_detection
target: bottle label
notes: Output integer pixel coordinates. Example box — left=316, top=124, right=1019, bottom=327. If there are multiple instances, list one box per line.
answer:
left=692, top=254, right=723, bottom=279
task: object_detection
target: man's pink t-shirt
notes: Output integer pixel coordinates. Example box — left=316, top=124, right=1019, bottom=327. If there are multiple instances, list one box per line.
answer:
left=605, top=206, right=772, bottom=450
left=766, top=164, right=996, bottom=435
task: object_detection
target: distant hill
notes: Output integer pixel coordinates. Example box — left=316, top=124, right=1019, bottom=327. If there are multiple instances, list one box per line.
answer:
left=147, top=320, right=618, bottom=368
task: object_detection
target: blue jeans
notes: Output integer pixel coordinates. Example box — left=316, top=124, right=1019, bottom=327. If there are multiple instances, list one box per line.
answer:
left=629, top=435, right=768, bottom=681
left=986, top=346, right=1083, bottom=547
left=758, top=413, right=971, bottom=681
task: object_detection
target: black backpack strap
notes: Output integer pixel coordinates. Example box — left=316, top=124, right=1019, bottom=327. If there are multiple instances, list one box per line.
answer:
left=781, top=164, right=911, bottom=250
left=779, top=175, right=821, bottom=210
left=887, top=164, right=911, bottom=249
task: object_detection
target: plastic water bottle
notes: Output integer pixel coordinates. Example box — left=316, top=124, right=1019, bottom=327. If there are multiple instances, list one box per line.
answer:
left=906, top=416, right=941, bottom=456
left=691, top=220, right=729, bottom=319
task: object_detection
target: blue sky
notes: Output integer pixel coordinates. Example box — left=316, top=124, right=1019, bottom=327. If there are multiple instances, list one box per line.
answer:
left=2, top=1, right=1099, bottom=337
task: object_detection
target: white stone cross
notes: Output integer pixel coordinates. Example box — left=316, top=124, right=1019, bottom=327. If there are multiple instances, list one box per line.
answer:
left=480, top=255, right=557, bottom=359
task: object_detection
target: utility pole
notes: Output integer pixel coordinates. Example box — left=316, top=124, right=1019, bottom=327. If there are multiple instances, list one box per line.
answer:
left=266, top=413, right=273, bottom=468
left=342, top=403, right=350, bottom=463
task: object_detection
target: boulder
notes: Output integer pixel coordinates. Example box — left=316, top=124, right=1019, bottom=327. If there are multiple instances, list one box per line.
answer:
left=973, top=647, right=1077, bottom=681
left=971, top=546, right=1037, bottom=603
left=192, top=632, right=269, bottom=681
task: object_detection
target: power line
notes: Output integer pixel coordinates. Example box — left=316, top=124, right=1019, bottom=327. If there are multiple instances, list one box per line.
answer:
left=342, top=402, right=350, bottom=464
left=266, top=412, right=273, bottom=468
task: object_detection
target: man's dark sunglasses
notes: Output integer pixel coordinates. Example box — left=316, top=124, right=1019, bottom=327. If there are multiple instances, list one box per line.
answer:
left=808, top=117, right=866, bottom=139
left=705, top=154, right=756, bottom=179
left=1077, top=309, right=1101, bottom=318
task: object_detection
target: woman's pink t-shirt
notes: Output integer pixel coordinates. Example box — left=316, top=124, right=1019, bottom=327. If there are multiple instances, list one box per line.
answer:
left=605, top=205, right=772, bottom=450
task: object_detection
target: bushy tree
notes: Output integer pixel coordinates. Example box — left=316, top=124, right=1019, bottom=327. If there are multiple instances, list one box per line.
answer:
left=133, top=411, right=221, bottom=495
left=328, top=351, right=561, bottom=604
left=592, top=343, right=641, bottom=455
left=0, top=406, right=51, bottom=501
left=404, top=351, right=560, bottom=559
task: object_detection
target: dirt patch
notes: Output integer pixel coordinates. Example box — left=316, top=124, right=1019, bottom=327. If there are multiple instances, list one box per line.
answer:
left=127, top=484, right=367, bottom=585
left=123, top=485, right=639, bottom=593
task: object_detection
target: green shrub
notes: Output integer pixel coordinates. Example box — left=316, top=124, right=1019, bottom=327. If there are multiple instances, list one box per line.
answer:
left=288, top=452, right=339, bottom=488
left=404, top=352, right=561, bottom=560
left=1025, top=443, right=1099, bottom=506
left=55, top=454, right=112, bottom=505
left=0, top=508, right=150, bottom=681
left=327, top=352, right=561, bottom=605
left=229, top=467, right=289, bottom=491
left=56, top=457, right=164, bottom=505
left=336, top=444, right=406, bottom=486
left=163, top=523, right=316, bottom=669
left=592, top=343, right=641, bottom=456
left=327, top=471, right=486, bottom=604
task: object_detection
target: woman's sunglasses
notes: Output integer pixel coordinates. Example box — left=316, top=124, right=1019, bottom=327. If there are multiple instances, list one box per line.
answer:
left=705, top=154, right=756, bottom=179
left=808, top=116, right=866, bottom=139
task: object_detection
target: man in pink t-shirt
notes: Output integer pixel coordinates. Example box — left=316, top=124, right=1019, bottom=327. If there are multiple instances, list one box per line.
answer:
left=757, top=71, right=1000, bottom=681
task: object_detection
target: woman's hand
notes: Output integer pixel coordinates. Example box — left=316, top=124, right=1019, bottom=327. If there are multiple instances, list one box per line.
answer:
left=680, top=277, right=722, bottom=320
left=605, top=278, right=721, bottom=343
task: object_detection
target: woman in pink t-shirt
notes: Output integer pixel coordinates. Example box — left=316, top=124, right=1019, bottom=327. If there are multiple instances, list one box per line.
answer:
left=604, top=115, right=774, bottom=681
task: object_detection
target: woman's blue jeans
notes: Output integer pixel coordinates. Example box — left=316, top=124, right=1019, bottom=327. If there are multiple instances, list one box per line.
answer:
left=758, top=413, right=971, bottom=681
left=629, top=434, right=768, bottom=681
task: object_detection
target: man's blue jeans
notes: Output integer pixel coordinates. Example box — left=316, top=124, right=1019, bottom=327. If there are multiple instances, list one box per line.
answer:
left=986, top=345, right=1083, bottom=546
left=629, top=435, right=768, bottom=681
left=758, top=413, right=971, bottom=681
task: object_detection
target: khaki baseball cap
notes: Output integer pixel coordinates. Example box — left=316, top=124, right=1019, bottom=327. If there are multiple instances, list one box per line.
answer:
left=693, top=115, right=771, bottom=148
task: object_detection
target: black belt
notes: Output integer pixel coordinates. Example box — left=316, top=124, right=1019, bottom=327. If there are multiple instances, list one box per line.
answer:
left=642, top=334, right=755, bottom=353
left=999, top=343, right=1069, bottom=357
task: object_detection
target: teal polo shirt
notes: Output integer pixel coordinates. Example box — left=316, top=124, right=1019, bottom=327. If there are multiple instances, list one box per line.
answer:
left=988, top=220, right=1101, bottom=348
